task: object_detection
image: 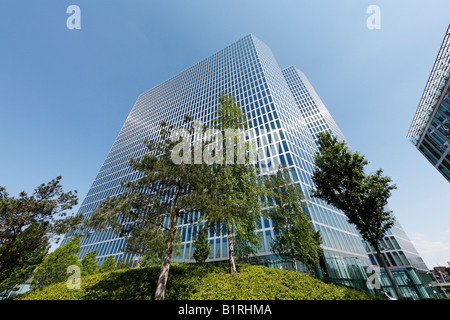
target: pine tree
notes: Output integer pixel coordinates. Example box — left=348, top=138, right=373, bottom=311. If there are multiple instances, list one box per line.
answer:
left=60, top=116, right=212, bottom=300
left=31, top=237, right=80, bottom=289
left=81, top=250, right=98, bottom=276
left=116, top=258, right=133, bottom=270
left=0, top=223, right=49, bottom=295
left=192, top=226, right=210, bottom=263
left=0, top=177, right=77, bottom=293
left=97, top=256, right=116, bottom=273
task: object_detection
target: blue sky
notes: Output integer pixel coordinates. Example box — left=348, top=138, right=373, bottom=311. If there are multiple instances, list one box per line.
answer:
left=1, top=0, right=449, bottom=268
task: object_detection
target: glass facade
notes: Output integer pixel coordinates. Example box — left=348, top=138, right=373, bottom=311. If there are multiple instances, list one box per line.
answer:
left=282, top=66, right=345, bottom=143
left=61, top=34, right=430, bottom=296
left=408, top=24, right=450, bottom=182
left=281, top=65, right=371, bottom=288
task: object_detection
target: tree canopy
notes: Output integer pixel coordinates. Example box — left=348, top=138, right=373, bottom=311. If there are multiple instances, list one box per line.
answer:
left=311, top=131, right=402, bottom=299
left=311, top=132, right=396, bottom=251
left=195, top=93, right=264, bottom=273
left=264, top=166, right=322, bottom=273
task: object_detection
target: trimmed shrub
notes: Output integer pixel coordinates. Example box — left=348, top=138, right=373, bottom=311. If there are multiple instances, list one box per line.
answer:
left=17, top=263, right=378, bottom=300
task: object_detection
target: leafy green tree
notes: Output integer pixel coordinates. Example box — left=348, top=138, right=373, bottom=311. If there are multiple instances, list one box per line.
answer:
left=311, top=132, right=402, bottom=299
left=0, top=177, right=77, bottom=293
left=192, top=226, right=210, bottom=263
left=97, top=256, right=116, bottom=273
left=264, top=166, right=322, bottom=273
left=32, top=237, right=81, bottom=289
left=233, top=215, right=263, bottom=264
left=81, top=250, right=98, bottom=276
left=198, top=93, right=264, bottom=274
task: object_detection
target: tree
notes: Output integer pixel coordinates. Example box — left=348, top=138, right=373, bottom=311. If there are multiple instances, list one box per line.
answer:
left=197, top=93, right=264, bottom=273
left=123, top=226, right=167, bottom=268
left=97, top=256, right=116, bottom=273
left=264, top=166, right=323, bottom=273
left=0, top=223, right=49, bottom=295
left=140, top=231, right=182, bottom=267
left=0, top=177, right=78, bottom=293
left=81, top=250, right=98, bottom=276
left=233, top=219, right=261, bottom=264
left=122, top=225, right=182, bottom=268
left=60, top=116, right=212, bottom=300
left=310, top=132, right=402, bottom=299
left=192, top=226, right=210, bottom=263
left=32, top=237, right=81, bottom=289
left=116, top=257, right=133, bottom=270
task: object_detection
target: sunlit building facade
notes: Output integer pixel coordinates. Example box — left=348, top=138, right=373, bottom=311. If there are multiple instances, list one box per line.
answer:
left=62, top=34, right=433, bottom=297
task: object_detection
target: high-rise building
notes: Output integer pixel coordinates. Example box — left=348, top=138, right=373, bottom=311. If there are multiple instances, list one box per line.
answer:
left=62, top=34, right=434, bottom=298
left=408, top=24, right=450, bottom=182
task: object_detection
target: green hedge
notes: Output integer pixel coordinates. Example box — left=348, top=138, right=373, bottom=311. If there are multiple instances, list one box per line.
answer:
left=16, top=263, right=378, bottom=300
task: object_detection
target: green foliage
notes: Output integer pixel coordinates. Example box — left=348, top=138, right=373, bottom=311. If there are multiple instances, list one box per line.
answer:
left=97, top=256, right=116, bottom=274
left=116, top=258, right=133, bottom=270
left=59, top=113, right=213, bottom=299
left=81, top=250, right=98, bottom=277
left=140, top=231, right=182, bottom=267
left=311, top=132, right=404, bottom=299
left=197, top=92, right=264, bottom=272
left=0, top=177, right=77, bottom=293
left=31, top=237, right=81, bottom=289
left=311, top=132, right=396, bottom=251
left=0, top=223, right=49, bottom=294
left=264, top=166, right=323, bottom=273
left=124, top=226, right=168, bottom=267
left=192, top=226, right=210, bottom=263
left=17, top=263, right=378, bottom=300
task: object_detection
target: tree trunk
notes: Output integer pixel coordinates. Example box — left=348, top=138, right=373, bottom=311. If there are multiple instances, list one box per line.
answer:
left=375, top=248, right=404, bottom=300
left=137, top=253, right=143, bottom=268
left=291, top=250, right=298, bottom=272
left=227, top=223, right=237, bottom=274
left=155, top=177, right=182, bottom=300
left=154, top=226, right=176, bottom=300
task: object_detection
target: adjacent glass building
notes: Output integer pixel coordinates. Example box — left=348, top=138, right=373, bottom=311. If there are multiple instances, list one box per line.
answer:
left=408, top=24, right=450, bottom=182
left=62, top=34, right=433, bottom=298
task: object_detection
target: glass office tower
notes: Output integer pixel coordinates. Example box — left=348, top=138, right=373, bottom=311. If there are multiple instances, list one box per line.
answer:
left=408, top=24, right=450, bottom=182
left=282, top=66, right=345, bottom=143
left=62, top=34, right=431, bottom=296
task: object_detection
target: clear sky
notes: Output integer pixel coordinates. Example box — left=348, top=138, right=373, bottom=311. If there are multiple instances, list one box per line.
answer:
left=1, top=0, right=449, bottom=269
